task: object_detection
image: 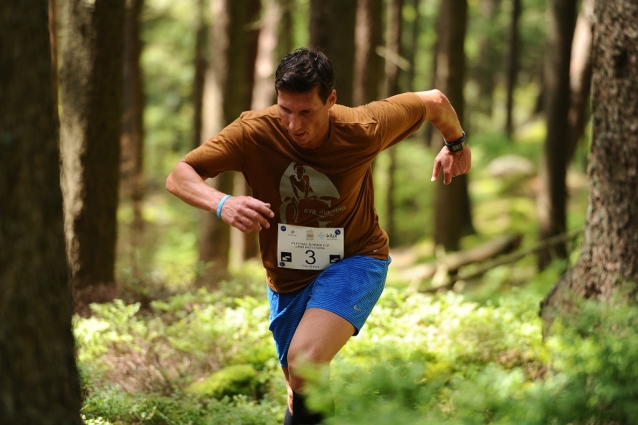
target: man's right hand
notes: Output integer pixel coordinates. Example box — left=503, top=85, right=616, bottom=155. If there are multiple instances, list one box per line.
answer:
left=166, top=160, right=274, bottom=233
left=218, top=195, right=274, bottom=233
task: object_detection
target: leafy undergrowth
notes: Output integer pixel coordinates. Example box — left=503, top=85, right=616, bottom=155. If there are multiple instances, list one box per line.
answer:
left=77, top=262, right=638, bottom=425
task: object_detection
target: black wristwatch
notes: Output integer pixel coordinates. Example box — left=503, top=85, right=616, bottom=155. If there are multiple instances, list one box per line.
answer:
left=444, top=131, right=467, bottom=153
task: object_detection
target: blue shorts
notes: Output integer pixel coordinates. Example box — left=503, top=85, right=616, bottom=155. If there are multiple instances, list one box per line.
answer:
left=268, top=255, right=391, bottom=366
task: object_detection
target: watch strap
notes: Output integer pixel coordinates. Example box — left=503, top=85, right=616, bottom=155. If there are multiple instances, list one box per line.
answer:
left=444, top=131, right=467, bottom=153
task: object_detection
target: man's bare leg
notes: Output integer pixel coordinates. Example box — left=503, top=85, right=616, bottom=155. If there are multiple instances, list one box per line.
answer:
left=281, top=307, right=355, bottom=418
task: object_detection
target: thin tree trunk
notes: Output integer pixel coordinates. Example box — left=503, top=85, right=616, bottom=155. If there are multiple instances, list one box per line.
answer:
left=49, top=0, right=59, bottom=118
left=121, top=0, right=145, bottom=279
left=402, top=0, right=421, bottom=93
left=238, top=0, right=283, bottom=264
left=0, top=0, right=83, bottom=421
left=505, top=0, right=521, bottom=138
left=276, top=0, right=293, bottom=60
left=353, top=0, right=384, bottom=106
left=540, top=0, right=638, bottom=330
left=310, top=0, right=357, bottom=106
left=198, top=0, right=261, bottom=286
left=567, top=0, right=593, bottom=163
left=60, top=0, right=125, bottom=306
left=433, top=0, right=474, bottom=252
left=192, top=0, right=208, bottom=151
left=536, top=0, right=577, bottom=270
left=475, top=0, right=502, bottom=117
left=384, top=0, right=403, bottom=245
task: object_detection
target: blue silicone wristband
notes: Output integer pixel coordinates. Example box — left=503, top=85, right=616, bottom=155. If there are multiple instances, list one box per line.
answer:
left=216, top=194, right=232, bottom=219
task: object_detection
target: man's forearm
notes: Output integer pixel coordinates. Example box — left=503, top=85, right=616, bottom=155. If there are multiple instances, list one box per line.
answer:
left=415, top=90, right=464, bottom=141
left=166, top=160, right=225, bottom=212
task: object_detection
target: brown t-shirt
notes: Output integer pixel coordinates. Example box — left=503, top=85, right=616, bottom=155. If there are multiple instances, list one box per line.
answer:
left=185, top=92, right=427, bottom=293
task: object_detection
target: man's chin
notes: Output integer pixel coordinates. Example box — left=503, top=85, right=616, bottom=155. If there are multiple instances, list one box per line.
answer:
left=291, top=134, right=308, bottom=145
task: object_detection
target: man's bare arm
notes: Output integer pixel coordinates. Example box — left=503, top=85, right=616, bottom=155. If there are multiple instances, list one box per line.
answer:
left=415, top=90, right=472, bottom=185
left=166, top=160, right=274, bottom=233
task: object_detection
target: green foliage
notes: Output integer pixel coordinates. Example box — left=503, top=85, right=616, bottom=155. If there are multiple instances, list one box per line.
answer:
left=79, top=259, right=638, bottom=425
left=187, top=365, right=260, bottom=400
left=82, top=387, right=281, bottom=425
left=303, top=294, right=638, bottom=425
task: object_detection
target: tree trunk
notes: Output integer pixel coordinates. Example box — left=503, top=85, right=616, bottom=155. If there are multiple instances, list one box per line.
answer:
left=276, top=0, right=293, bottom=61
left=353, top=0, right=384, bottom=106
left=192, top=0, right=208, bottom=151
left=238, top=0, right=283, bottom=265
left=384, top=0, right=403, bottom=245
left=504, top=0, right=521, bottom=137
left=432, top=0, right=474, bottom=252
left=198, top=0, right=261, bottom=286
left=60, top=0, right=125, bottom=305
left=310, top=0, right=357, bottom=106
left=0, top=1, right=83, bottom=422
left=401, top=0, right=421, bottom=93
left=567, top=0, right=593, bottom=163
left=536, top=0, right=577, bottom=270
left=475, top=0, right=502, bottom=117
left=48, top=0, right=59, bottom=118
left=120, top=0, right=146, bottom=279
left=540, top=0, right=638, bottom=328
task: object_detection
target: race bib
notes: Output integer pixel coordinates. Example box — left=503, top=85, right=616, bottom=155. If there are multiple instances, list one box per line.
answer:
left=277, top=224, right=344, bottom=270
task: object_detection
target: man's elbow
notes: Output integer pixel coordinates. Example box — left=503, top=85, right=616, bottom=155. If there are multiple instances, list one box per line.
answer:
left=165, top=172, right=176, bottom=195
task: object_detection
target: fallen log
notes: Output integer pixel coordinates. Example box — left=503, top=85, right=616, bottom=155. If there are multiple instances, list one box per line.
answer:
left=416, top=229, right=583, bottom=294
left=405, top=233, right=523, bottom=294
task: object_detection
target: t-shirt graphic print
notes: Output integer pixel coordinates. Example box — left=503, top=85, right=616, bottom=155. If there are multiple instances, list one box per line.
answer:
left=278, top=162, right=343, bottom=227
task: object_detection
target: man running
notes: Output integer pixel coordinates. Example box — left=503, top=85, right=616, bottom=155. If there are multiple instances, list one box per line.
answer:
left=166, top=47, right=471, bottom=425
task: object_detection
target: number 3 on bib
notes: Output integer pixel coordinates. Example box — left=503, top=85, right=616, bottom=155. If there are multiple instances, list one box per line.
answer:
left=277, top=224, right=344, bottom=270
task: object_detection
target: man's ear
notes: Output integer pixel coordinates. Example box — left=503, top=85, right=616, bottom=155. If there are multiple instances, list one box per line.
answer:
left=327, top=89, right=337, bottom=107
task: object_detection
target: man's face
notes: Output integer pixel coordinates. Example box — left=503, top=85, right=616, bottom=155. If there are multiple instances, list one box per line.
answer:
left=277, top=87, right=336, bottom=150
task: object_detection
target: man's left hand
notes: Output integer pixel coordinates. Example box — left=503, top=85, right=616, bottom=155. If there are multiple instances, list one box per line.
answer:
left=431, top=146, right=472, bottom=185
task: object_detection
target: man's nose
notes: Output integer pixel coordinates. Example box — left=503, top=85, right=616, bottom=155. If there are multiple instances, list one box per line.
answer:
left=289, top=114, right=301, bottom=131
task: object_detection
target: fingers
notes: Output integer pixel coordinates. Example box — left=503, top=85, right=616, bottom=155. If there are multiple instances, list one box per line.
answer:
left=221, top=196, right=274, bottom=233
left=431, top=146, right=471, bottom=185
left=431, top=158, right=441, bottom=182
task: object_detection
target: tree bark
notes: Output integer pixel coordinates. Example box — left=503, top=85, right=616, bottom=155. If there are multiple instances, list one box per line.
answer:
left=239, top=0, right=283, bottom=264
left=384, top=0, right=403, bottom=245
left=198, top=0, right=261, bottom=286
left=48, top=0, right=59, bottom=118
left=540, top=0, right=638, bottom=328
left=310, top=0, right=357, bottom=106
left=504, top=0, right=521, bottom=137
left=192, top=0, right=208, bottom=151
left=353, top=0, right=384, bottom=106
left=120, top=0, right=146, bottom=279
left=536, top=0, right=577, bottom=270
left=60, top=0, right=125, bottom=304
left=475, top=0, right=502, bottom=117
left=432, top=0, right=474, bottom=252
left=276, top=0, right=293, bottom=62
left=0, top=0, right=83, bottom=422
left=567, top=0, right=593, bottom=163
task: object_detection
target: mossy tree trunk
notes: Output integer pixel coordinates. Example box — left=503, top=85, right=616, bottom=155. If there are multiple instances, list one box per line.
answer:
left=0, top=0, right=83, bottom=422
left=540, top=0, right=638, bottom=329
left=60, top=0, right=125, bottom=305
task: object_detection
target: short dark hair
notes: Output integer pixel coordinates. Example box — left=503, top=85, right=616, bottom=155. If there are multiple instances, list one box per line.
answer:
left=274, top=47, right=335, bottom=104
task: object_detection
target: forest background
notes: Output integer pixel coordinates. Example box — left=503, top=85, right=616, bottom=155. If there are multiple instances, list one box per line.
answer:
left=1, top=0, right=638, bottom=424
